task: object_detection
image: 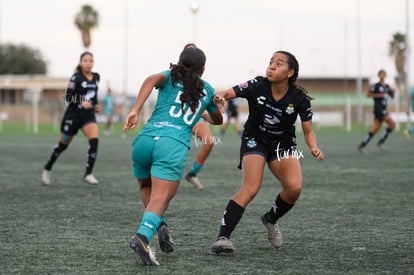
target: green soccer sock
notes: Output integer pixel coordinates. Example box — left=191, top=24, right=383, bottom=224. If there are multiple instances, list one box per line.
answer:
left=189, top=161, right=203, bottom=175
left=137, top=212, right=161, bottom=244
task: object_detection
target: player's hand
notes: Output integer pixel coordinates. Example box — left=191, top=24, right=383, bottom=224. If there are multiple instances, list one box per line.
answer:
left=123, top=111, right=139, bottom=132
left=310, top=148, right=324, bottom=161
left=80, top=101, right=92, bottom=109
left=213, top=95, right=226, bottom=113
left=94, top=104, right=101, bottom=113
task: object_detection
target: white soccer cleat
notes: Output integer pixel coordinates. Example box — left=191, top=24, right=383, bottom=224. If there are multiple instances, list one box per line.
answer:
left=84, top=174, right=99, bottom=185
left=210, top=236, right=235, bottom=254
left=358, top=145, right=367, bottom=155
left=377, top=142, right=386, bottom=151
left=185, top=173, right=204, bottom=190
left=42, top=169, right=51, bottom=185
left=261, top=214, right=283, bottom=248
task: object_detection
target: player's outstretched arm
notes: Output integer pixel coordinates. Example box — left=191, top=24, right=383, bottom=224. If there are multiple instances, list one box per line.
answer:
left=301, top=120, right=324, bottom=161
left=216, top=88, right=237, bottom=101
left=123, top=73, right=166, bottom=131
left=206, top=109, right=223, bottom=125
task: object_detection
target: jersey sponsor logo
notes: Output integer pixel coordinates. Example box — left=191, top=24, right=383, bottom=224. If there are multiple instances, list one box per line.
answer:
left=264, top=114, right=280, bottom=125
left=259, top=125, right=267, bottom=132
left=84, top=90, right=96, bottom=101
left=257, top=96, right=266, bottom=105
left=81, top=81, right=88, bottom=88
left=285, top=104, right=295, bottom=114
left=153, top=121, right=182, bottom=130
left=68, top=81, right=75, bottom=89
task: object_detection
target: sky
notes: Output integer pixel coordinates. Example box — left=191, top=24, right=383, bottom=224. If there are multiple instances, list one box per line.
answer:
left=1, top=0, right=413, bottom=95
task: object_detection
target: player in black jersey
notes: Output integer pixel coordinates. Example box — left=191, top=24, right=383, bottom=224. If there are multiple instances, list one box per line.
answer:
left=210, top=50, right=324, bottom=254
left=42, top=52, right=101, bottom=185
left=358, top=69, right=395, bottom=153
left=219, top=98, right=241, bottom=138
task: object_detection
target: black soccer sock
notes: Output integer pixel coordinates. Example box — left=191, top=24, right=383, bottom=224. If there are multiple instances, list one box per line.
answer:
left=218, top=199, right=245, bottom=239
left=360, top=132, right=374, bottom=147
left=264, top=194, right=294, bottom=224
left=85, top=138, right=98, bottom=176
left=378, top=128, right=392, bottom=144
left=44, top=142, right=68, bottom=170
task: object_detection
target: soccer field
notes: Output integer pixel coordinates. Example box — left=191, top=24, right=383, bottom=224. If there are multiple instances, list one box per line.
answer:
left=0, top=126, right=413, bottom=274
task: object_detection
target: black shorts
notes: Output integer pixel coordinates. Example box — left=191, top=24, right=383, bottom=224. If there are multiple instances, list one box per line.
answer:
left=61, top=108, right=96, bottom=136
left=227, top=109, right=238, bottom=119
left=238, top=136, right=298, bottom=169
left=374, top=108, right=388, bottom=121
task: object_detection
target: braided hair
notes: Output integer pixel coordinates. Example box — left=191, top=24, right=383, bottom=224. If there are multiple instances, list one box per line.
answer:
left=170, top=47, right=206, bottom=113
left=276, top=50, right=314, bottom=100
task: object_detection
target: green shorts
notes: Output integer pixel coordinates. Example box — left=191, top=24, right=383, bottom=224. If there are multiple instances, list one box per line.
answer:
left=131, top=135, right=189, bottom=181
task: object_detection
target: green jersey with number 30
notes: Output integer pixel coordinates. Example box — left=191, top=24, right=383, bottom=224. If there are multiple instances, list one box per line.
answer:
left=139, top=70, right=217, bottom=148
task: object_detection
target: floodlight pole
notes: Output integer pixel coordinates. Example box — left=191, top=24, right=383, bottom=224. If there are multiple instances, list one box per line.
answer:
left=31, top=87, right=41, bottom=134
left=122, top=0, right=129, bottom=122
left=405, top=0, right=411, bottom=126
left=406, top=0, right=411, bottom=95
left=190, top=1, right=200, bottom=44
left=0, top=0, right=2, bottom=44
left=356, top=0, right=363, bottom=123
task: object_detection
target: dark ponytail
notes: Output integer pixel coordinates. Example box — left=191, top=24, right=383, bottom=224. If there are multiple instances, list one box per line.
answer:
left=170, top=47, right=206, bottom=113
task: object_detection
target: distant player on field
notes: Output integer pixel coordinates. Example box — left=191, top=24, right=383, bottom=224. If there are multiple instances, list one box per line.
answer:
left=42, top=51, right=101, bottom=185
left=219, top=98, right=241, bottom=138
left=103, top=85, right=115, bottom=136
left=358, top=69, right=395, bottom=153
left=403, top=85, right=414, bottom=139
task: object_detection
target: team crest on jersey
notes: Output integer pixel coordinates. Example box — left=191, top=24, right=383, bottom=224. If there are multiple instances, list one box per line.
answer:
left=247, top=138, right=257, bottom=148
left=285, top=104, right=295, bottom=114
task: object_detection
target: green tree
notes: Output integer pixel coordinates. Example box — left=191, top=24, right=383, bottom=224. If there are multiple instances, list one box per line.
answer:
left=0, top=43, right=47, bottom=74
left=388, top=32, right=406, bottom=88
left=74, top=4, right=99, bottom=49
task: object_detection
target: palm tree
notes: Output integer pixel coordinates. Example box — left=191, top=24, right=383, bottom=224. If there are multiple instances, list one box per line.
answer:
left=74, top=5, right=99, bottom=49
left=388, top=32, right=406, bottom=90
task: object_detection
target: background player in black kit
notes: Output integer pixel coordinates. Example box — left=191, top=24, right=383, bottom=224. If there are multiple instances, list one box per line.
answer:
left=210, top=50, right=324, bottom=254
left=42, top=51, right=101, bottom=185
left=219, top=98, right=241, bottom=138
left=358, top=69, right=395, bottom=153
